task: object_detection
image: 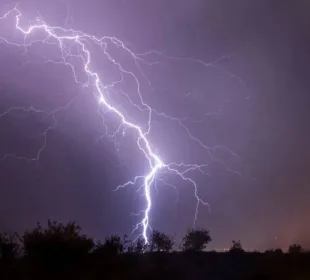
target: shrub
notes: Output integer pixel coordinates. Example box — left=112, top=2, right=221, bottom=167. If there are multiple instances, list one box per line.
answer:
left=182, top=228, right=212, bottom=252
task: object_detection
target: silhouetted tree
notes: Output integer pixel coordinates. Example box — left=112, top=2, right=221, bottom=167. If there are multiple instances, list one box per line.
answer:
left=181, top=228, right=212, bottom=252
left=274, top=248, right=283, bottom=255
left=127, top=237, right=148, bottom=254
left=0, top=233, right=19, bottom=260
left=94, top=234, right=130, bottom=256
left=135, top=237, right=148, bottom=253
left=289, top=244, right=303, bottom=254
left=22, top=220, right=94, bottom=262
left=229, top=240, right=244, bottom=253
left=265, top=248, right=283, bottom=258
left=150, top=230, right=174, bottom=252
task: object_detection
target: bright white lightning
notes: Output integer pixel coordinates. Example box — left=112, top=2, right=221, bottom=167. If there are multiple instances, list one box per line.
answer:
left=0, top=6, right=242, bottom=244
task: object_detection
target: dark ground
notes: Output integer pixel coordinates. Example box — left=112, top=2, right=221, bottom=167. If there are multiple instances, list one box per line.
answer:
left=1, top=252, right=310, bottom=280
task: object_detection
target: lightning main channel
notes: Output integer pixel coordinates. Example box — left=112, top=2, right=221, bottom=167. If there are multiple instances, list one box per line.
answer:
left=0, top=6, right=242, bottom=244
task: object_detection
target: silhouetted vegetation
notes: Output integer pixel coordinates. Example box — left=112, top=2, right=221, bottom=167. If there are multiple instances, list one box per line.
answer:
left=21, top=220, right=94, bottom=263
left=0, top=220, right=310, bottom=279
left=0, top=233, right=19, bottom=260
left=229, top=240, right=244, bottom=253
left=93, top=234, right=129, bottom=256
left=288, top=243, right=303, bottom=254
left=181, top=228, right=211, bottom=252
left=149, top=230, right=174, bottom=252
left=127, top=237, right=147, bottom=254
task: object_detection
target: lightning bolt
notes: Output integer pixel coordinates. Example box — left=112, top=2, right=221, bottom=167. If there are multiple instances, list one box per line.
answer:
left=0, top=6, right=244, bottom=244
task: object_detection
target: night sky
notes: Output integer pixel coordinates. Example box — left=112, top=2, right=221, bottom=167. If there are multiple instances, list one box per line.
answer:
left=0, top=0, right=310, bottom=251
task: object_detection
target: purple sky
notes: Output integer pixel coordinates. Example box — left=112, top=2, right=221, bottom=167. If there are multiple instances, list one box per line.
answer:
left=0, top=0, right=310, bottom=250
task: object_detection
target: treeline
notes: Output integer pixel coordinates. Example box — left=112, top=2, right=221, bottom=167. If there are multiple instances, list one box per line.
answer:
left=0, top=220, right=212, bottom=260
left=0, top=219, right=307, bottom=261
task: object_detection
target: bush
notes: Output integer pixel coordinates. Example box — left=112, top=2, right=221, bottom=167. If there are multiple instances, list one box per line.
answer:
left=182, top=228, right=212, bottom=252
left=229, top=240, right=244, bottom=253
left=0, top=233, right=20, bottom=260
left=94, top=234, right=129, bottom=256
left=289, top=244, right=303, bottom=254
left=22, top=220, right=94, bottom=262
left=127, top=238, right=148, bottom=254
left=150, top=230, right=174, bottom=252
